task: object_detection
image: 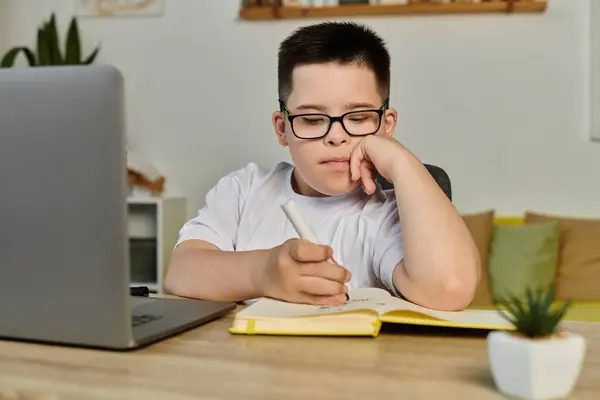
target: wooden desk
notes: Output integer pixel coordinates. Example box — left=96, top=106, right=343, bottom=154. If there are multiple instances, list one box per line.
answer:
left=0, top=303, right=598, bottom=400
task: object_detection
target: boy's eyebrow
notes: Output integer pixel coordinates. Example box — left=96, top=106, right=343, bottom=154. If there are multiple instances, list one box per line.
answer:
left=294, top=102, right=378, bottom=113
left=344, top=102, right=377, bottom=110
left=295, top=104, right=328, bottom=112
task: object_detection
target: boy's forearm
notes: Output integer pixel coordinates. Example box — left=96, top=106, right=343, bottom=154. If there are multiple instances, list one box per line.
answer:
left=164, top=244, right=270, bottom=302
left=389, top=151, right=480, bottom=311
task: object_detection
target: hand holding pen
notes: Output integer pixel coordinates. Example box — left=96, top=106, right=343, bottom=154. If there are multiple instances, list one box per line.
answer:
left=252, top=200, right=351, bottom=306
left=263, top=200, right=349, bottom=305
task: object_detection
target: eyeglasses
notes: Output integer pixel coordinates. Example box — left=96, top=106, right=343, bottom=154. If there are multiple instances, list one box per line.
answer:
left=279, top=99, right=389, bottom=140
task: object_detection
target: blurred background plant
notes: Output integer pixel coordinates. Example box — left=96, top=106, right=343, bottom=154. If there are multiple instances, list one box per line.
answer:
left=1, top=13, right=100, bottom=68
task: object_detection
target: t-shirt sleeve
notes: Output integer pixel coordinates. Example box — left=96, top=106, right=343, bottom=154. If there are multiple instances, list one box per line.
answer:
left=372, top=197, right=405, bottom=297
left=175, top=163, right=256, bottom=251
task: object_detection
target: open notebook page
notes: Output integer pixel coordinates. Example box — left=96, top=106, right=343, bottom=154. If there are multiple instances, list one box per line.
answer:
left=235, top=288, right=392, bottom=319
left=380, top=294, right=513, bottom=328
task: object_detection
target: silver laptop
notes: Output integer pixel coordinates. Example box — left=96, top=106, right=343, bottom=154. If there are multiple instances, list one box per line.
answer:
left=0, top=65, right=236, bottom=350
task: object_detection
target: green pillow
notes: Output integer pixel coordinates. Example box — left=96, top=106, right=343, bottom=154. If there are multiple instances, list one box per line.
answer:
left=488, top=220, right=559, bottom=302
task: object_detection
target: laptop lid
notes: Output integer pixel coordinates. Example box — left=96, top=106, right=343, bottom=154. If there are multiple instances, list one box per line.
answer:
left=0, top=65, right=134, bottom=348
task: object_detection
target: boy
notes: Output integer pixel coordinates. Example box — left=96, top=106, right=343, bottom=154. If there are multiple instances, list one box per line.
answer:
left=164, top=22, right=480, bottom=311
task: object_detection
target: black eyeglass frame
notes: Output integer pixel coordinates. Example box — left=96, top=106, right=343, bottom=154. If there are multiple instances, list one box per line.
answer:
left=278, top=98, right=390, bottom=140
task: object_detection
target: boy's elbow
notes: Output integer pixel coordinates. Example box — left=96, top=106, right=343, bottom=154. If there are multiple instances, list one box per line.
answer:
left=435, top=278, right=477, bottom=311
left=412, top=282, right=475, bottom=312
left=429, top=245, right=480, bottom=309
left=163, top=249, right=196, bottom=297
left=163, top=241, right=216, bottom=297
left=163, top=271, right=177, bottom=295
left=163, top=263, right=184, bottom=296
left=395, top=261, right=478, bottom=312
left=437, top=257, right=479, bottom=310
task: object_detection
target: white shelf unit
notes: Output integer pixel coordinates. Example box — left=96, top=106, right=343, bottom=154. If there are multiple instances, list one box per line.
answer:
left=127, top=196, right=186, bottom=293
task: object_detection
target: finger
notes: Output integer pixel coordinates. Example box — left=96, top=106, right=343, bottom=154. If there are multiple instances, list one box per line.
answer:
left=288, top=239, right=332, bottom=262
left=294, top=293, right=348, bottom=306
left=360, top=160, right=377, bottom=195
left=299, top=261, right=351, bottom=283
left=297, top=276, right=347, bottom=296
left=349, top=145, right=364, bottom=182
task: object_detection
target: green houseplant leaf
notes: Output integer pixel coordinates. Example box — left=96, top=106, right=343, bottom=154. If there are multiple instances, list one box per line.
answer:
left=0, top=47, right=37, bottom=68
left=64, top=17, right=82, bottom=64
left=63, top=15, right=101, bottom=65
left=36, top=26, right=50, bottom=66
left=44, top=13, right=63, bottom=64
left=83, top=46, right=101, bottom=64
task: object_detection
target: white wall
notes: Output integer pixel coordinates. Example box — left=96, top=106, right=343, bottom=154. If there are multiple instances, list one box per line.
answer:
left=2, top=0, right=598, bottom=217
left=0, top=1, right=7, bottom=50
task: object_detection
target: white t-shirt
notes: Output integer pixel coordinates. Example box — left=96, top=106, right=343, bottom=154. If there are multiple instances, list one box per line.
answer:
left=176, top=161, right=404, bottom=297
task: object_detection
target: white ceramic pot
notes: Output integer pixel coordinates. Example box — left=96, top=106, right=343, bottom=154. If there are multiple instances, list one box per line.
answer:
left=487, top=330, right=586, bottom=400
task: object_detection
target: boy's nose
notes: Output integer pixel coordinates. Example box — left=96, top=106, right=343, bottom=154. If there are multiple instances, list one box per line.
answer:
left=325, top=121, right=349, bottom=146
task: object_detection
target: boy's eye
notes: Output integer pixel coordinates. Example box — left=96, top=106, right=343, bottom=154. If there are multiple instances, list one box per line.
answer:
left=348, top=117, right=367, bottom=123
left=300, top=116, right=326, bottom=125
left=346, top=112, right=376, bottom=124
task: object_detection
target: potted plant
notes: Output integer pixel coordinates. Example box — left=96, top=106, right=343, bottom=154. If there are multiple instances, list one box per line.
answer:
left=488, top=285, right=586, bottom=400
left=1, top=13, right=100, bottom=68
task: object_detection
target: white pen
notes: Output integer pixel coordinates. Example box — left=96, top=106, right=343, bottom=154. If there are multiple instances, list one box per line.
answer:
left=281, top=200, right=350, bottom=300
left=281, top=200, right=320, bottom=245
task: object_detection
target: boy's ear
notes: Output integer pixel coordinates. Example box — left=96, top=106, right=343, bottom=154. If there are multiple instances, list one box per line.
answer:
left=383, top=108, right=398, bottom=136
left=272, top=111, right=289, bottom=146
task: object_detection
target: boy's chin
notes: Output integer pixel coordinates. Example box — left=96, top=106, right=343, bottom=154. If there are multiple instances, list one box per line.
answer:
left=316, top=180, right=362, bottom=197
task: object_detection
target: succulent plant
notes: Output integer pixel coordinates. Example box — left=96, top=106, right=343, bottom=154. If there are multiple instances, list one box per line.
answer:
left=495, top=284, right=572, bottom=339
left=1, top=13, right=100, bottom=68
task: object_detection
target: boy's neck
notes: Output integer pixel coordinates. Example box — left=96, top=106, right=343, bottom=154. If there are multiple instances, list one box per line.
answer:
left=291, top=168, right=327, bottom=198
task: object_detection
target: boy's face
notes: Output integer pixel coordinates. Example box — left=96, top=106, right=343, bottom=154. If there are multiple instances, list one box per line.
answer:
left=272, top=62, right=398, bottom=197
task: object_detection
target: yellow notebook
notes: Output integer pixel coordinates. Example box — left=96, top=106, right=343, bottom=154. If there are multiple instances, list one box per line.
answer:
left=229, top=288, right=514, bottom=337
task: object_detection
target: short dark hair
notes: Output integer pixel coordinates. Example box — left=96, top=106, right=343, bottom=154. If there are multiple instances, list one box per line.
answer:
left=277, top=21, right=391, bottom=104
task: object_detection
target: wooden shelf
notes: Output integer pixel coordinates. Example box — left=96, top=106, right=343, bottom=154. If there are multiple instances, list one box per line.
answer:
left=239, top=1, right=547, bottom=20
